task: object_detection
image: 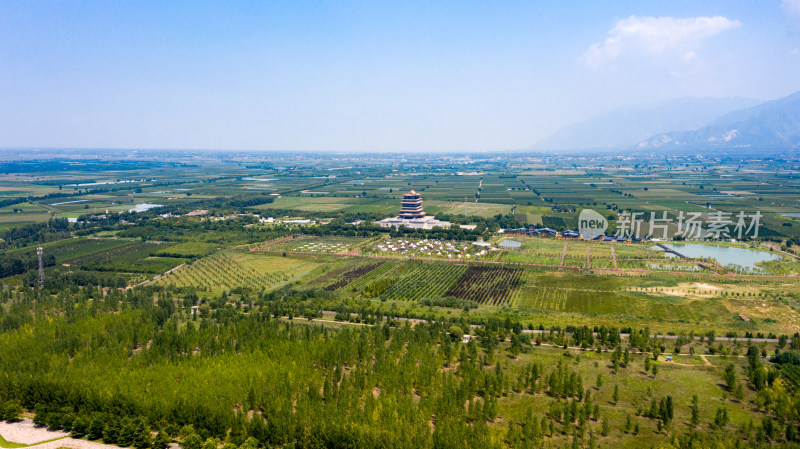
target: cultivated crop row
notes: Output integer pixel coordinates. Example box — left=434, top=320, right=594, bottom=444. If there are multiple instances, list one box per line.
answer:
left=444, top=265, right=522, bottom=306
left=382, top=263, right=468, bottom=301
left=307, top=264, right=357, bottom=288
left=158, top=253, right=288, bottom=291
left=345, top=260, right=401, bottom=292
left=52, top=238, right=134, bottom=264
left=780, top=365, right=800, bottom=387
left=154, top=242, right=217, bottom=258
left=81, top=242, right=186, bottom=274
left=67, top=241, right=159, bottom=266
left=323, top=262, right=385, bottom=291
left=510, top=285, right=569, bottom=310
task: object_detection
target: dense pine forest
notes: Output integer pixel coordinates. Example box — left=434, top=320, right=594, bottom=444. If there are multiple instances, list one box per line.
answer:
left=3, top=284, right=800, bottom=448
left=0, top=287, right=509, bottom=448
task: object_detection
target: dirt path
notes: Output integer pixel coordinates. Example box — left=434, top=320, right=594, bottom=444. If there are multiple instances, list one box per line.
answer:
left=763, top=243, right=799, bottom=260
left=249, top=235, right=294, bottom=251
left=665, top=361, right=698, bottom=367
left=132, top=263, right=185, bottom=288
left=305, top=314, right=735, bottom=367
left=308, top=309, right=784, bottom=343
left=667, top=355, right=714, bottom=367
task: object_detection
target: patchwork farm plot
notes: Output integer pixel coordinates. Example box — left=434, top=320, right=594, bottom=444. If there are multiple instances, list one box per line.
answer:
left=2, top=151, right=799, bottom=336
left=310, top=258, right=519, bottom=306
left=240, top=235, right=800, bottom=329
left=304, top=258, right=399, bottom=293
left=304, top=261, right=364, bottom=289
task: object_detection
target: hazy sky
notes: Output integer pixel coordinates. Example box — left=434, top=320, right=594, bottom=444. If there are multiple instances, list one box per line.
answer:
left=2, top=0, right=800, bottom=152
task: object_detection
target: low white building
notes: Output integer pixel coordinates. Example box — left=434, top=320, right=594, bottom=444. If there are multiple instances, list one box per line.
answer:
left=376, top=215, right=453, bottom=230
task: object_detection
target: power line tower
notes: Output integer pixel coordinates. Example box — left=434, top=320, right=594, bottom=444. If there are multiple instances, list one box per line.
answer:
left=37, top=247, right=44, bottom=288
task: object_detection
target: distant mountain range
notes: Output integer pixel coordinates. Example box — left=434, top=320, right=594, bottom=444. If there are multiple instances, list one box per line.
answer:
left=636, top=90, right=800, bottom=150
left=533, top=97, right=761, bottom=151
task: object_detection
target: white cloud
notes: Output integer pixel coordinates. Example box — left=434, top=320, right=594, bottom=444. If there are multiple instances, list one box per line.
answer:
left=682, top=51, right=698, bottom=61
left=582, top=16, right=740, bottom=68
left=784, top=0, right=800, bottom=16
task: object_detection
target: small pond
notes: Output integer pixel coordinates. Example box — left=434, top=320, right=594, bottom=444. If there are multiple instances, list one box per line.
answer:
left=653, top=243, right=781, bottom=271
left=129, top=203, right=164, bottom=213
left=499, top=239, right=522, bottom=249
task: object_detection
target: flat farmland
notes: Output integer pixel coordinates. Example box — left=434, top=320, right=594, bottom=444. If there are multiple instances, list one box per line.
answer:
left=1, top=152, right=799, bottom=335
left=510, top=272, right=731, bottom=323
left=156, top=251, right=322, bottom=294
left=435, top=200, right=512, bottom=217
left=256, top=195, right=400, bottom=216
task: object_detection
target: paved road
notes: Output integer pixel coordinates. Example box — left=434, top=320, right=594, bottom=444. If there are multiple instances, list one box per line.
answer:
left=319, top=310, right=785, bottom=343
left=133, top=263, right=186, bottom=288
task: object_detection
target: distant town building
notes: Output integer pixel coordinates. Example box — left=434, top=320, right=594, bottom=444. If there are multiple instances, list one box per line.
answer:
left=376, top=190, right=452, bottom=230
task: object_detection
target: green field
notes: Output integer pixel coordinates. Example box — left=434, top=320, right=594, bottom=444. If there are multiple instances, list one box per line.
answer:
left=1, top=150, right=800, bottom=448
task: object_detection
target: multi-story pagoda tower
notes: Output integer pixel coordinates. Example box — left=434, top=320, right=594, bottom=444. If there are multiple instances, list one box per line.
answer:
left=376, top=189, right=450, bottom=229
left=398, top=190, right=425, bottom=219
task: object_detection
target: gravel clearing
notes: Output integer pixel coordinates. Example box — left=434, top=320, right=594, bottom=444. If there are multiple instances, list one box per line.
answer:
left=0, top=419, right=68, bottom=444
left=0, top=419, right=182, bottom=449
left=14, top=438, right=113, bottom=449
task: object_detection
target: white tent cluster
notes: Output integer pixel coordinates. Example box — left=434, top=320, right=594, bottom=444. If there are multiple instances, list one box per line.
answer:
left=373, top=238, right=492, bottom=259
left=294, top=241, right=349, bottom=253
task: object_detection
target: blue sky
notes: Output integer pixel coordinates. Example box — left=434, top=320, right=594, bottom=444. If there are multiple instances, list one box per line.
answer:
left=1, top=0, right=799, bottom=152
